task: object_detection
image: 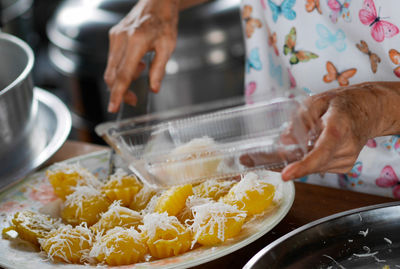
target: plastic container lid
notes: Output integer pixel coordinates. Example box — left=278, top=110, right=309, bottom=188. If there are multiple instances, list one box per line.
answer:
left=96, top=96, right=310, bottom=188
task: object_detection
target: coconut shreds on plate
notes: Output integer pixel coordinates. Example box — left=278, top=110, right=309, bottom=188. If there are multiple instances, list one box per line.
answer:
left=2, top=162, right=288, bottom=267
left=358, top=228, right=369, bottom=237
left=189, top=201, right=247, bottom=248
left=322, top=254, right=346, bottom=269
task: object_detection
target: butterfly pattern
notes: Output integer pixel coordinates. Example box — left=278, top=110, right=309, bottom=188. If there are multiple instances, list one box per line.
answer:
left=359, top=0, right=399, bottom=42
left=241, top=0, right=400, bottom=198
left=243, top=5, right=262, bottom=38
left=265, top=22, right=279, bottom=56
left=327, top=0, right=351, bottom=23
left=339, top=161, right=363, bottom=188
left=245, top=81, right=257, bottom=104
left=306, top=0, right=322, bottom=14
left=389, top=49, right=400, bottom=78
left=375, top=165, right=400, bottom=199
left=366, top=138, right=377, bottom=148
left=287, top=68, right=296, bottom=88
left=323, top=61, right=356, bottom=86
left=284, top=27, right=319, bottom=65
left=355, top=40, right=381, bottom=73
left=315, top=24, right=346, bottom=52
left=268, top=54, right=283, bottom=86
left=246, top=47, right=263, bottom=73
left=267, top=0, right=296, bottom=23
left=382, top=135, right=400, bottom=154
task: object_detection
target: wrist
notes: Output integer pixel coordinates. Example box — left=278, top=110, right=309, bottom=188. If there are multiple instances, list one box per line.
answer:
left=178, top=0, right=210, bottom=10
left=370, top=81, right=400, bottom=137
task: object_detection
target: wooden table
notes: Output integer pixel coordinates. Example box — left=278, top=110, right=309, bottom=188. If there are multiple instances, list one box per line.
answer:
left=48, top=140, right=397, bottom=268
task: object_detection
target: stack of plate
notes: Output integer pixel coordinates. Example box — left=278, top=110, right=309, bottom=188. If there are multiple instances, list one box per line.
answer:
left=0, top=33, right=71, bottom=191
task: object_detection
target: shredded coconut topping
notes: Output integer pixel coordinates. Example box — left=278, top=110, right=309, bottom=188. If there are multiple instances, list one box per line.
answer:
left=358, top=229, right=369, bottom=237
left=98, top=200, right=141, bottom=223
left=384, top=237, right=392, bottom=244
left=189, top=201, right=246, bottom=248
left=14, top=210, right=63, bottom=234
left=115, top=0, right=151, bottom=35
left=322, top=254, right=346, bottom=269
left=39, top=223, right=94, bottom=263
left=65, top=185, right=102, bottom=206
left=229, top=172, right=264, bottom=201
left=89, top=227, right=141, bottom=259
left=178, top=195, right=213, bottom=224
left=139, top=212, right=182, bottom=240
left=194, top=179, right=236, bottom=199
left=48, top=162, right=102, bottom=189
left=106, top=168, right=139, bottom=188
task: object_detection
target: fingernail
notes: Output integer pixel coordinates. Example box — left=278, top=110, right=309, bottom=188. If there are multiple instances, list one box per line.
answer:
left=108, top=103, right=115, bottom=113
left=152, top=82, right=160, bottom=93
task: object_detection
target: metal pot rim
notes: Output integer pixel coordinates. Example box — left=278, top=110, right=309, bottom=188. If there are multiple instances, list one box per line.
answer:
left=1, top=0, right=34, bottom=24
left=0, top=32, right=34, bottom=96
left=243, top=200, right=400, bottom=269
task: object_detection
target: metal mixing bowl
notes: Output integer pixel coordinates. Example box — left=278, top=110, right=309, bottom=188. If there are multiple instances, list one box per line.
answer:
left=0, top=32, right=35, bottom=164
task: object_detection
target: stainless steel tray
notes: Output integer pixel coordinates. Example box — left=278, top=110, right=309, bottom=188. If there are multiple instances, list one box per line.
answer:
left=0, top=88, right=71, bottom=191
left=244, top=201, right=400, bottom=269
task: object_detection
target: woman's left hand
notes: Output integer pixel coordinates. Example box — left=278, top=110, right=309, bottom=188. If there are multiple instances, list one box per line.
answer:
left=281, top=81, right=400, bottom=181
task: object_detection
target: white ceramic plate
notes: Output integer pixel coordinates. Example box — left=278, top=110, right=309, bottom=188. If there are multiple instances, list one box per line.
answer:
left=0, top=150, right=295, bottom=269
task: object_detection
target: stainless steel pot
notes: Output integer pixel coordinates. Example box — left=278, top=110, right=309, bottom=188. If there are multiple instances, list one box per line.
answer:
left=0, top=32, right=35, bottom=168
left=244, top=202, right=400, bottom=268
left=0, top=0, right=35, bottom=44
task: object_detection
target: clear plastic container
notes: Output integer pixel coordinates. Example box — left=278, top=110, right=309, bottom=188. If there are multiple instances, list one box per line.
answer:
left=95, top=96, right=310, bottom=188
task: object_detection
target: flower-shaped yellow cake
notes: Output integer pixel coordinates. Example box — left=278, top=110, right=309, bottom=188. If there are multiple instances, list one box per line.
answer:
left=91, top=200, right=142, bottom=233
left=61, top=185, right=111, bottom=226
left=39, top=223, right=94, bottom=264
left=140, top=212, right=192, bottom=259
left=46, top=163, right=101, bottom=200
left=2, top=210, right=62, bottom=246
left=222, top=172, right=275, bottom=216
left=154, top=184, right=193, bottom=216
left=190, top=201, right=247, bottom=246
left=102, top=169, right=142, bottom=206
left=90, top=227, right=147, bottom=265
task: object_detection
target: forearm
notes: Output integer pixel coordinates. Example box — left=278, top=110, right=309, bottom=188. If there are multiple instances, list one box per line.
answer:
left=179, top=0, right=211, bottom=10
left=370, top=81, right=400, bottom=137
left=336, top=81, right=400, bottom=139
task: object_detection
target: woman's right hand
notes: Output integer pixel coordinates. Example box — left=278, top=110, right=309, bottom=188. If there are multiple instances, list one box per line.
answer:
left=105, top=0, right=180, bottom=113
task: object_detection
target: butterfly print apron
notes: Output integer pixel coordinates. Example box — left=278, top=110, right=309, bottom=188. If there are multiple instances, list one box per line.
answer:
left=241, top=0, right=400, bottom=198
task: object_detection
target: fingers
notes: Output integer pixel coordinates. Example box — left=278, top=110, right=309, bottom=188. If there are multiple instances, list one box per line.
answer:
left=120, top=63, right=146, bottom=107
left=149, top=39, right=176, bottom=93
left=239, top=152, right=283, bottom=167
left=281, top=123, right=341, bottom=181
left=108, top=39, right=148, bottom=113
left=104, top=28, right=126, bottom=87
left=123, top=91, right=138, bottom=106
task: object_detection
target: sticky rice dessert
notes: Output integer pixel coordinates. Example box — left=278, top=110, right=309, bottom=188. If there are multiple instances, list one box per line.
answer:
left=154, top=136, right=221, bottom=184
